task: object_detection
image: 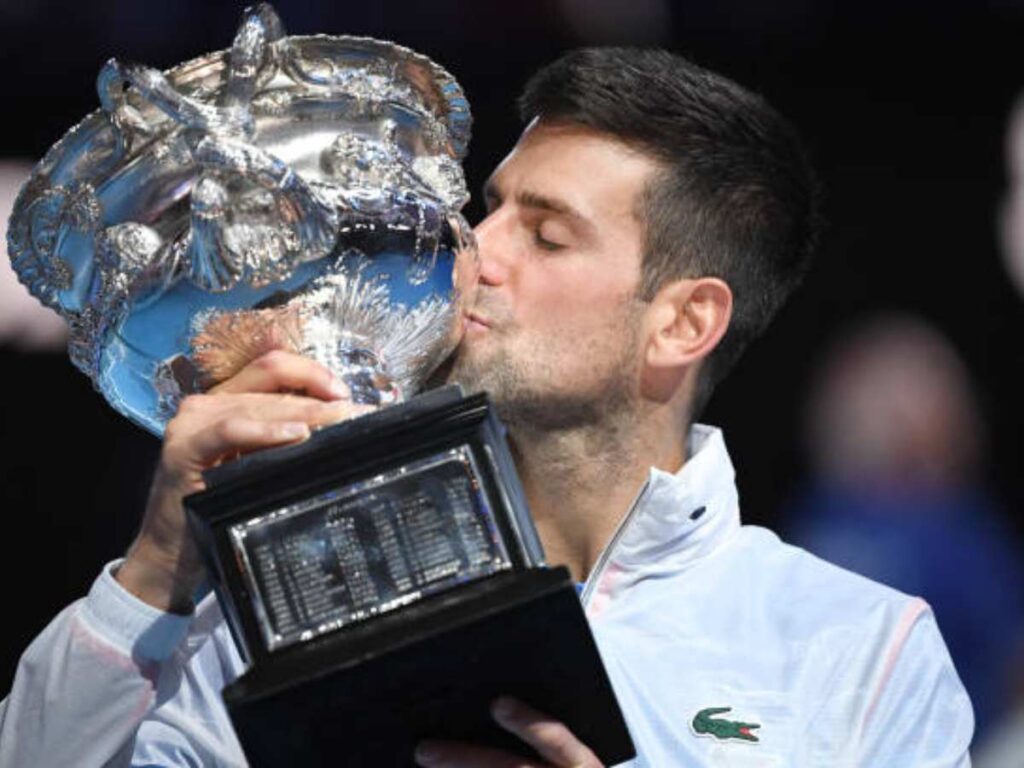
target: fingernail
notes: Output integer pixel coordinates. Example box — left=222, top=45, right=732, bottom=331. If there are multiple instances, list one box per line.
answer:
left=279, top=422, right=309, bottom=440
left=491, top=696, right=516, bottom=721
left=413, top=742, right=441, bottom=766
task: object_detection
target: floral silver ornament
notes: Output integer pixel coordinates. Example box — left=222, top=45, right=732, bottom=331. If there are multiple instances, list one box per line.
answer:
left=7, top=3, right=478, bottom=435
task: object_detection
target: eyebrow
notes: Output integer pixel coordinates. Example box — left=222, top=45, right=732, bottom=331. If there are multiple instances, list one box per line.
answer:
left=483, top=180, right=596, bottom=237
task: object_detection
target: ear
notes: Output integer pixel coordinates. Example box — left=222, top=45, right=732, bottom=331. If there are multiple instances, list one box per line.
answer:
left=643, top=277, right=733, bottom=370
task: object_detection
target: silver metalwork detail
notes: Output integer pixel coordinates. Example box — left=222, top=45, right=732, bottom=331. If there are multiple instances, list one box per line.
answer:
left=7, top=3, right=477, bottom=434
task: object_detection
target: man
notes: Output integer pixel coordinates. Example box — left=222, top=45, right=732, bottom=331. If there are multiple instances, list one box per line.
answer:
left=0, top=48, right=972, bottom=766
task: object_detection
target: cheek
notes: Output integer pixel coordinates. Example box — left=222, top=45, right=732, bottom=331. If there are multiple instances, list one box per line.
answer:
left=509, top=251, right=643, bottom=357
left=518, top=288, right=641, bottom=366
left=524, top=258, right=627, bottom=307
left=528, top=284, right=636, bottom=336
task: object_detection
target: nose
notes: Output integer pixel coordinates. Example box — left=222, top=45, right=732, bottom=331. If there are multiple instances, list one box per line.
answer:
left=472, top=209, right=511, bottom=287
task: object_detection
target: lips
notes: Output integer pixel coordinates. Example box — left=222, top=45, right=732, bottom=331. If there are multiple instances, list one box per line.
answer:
left=465, top=310, right=491, bottom=331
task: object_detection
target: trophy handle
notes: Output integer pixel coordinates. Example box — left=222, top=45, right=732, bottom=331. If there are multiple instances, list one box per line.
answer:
left=96, top=4, right=284, bottom=144
left=95, top=60, right=157, bottom=158
left=96, top=59, right=255, bottom=139
left=223, top=3, right=285, bottom=111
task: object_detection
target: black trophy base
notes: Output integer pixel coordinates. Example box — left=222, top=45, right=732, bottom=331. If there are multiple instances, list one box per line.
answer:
left=223, top=566, right=635, bottom=767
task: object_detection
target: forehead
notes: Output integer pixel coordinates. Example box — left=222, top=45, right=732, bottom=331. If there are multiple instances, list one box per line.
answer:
left=489, top=121, right=660, bottom=225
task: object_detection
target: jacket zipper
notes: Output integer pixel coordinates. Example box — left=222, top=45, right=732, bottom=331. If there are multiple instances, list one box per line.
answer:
left=579, top=477, right=652, bottom=608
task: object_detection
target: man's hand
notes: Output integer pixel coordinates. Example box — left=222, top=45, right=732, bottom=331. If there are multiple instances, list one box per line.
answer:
left=415, top=697, right=604, bottom=768
left=116, top=351, right=371, bottom=613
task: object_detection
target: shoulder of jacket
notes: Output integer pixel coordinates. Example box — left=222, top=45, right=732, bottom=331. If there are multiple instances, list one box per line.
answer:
left=723, top=525, right=922, bottom=630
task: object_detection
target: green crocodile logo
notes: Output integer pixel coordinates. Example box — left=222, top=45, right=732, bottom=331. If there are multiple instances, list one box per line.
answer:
left=691, top=707, right=761, bottom=743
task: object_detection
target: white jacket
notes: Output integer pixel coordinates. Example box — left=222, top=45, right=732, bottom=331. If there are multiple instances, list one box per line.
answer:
left=0, top=425, right=973, bottom=766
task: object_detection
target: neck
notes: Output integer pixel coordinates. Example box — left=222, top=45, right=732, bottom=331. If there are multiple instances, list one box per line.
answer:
left=508, top=405, right=688, bottom=582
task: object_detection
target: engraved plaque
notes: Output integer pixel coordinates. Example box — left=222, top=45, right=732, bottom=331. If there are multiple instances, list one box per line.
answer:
left=230, top=446, right=511, bottom=651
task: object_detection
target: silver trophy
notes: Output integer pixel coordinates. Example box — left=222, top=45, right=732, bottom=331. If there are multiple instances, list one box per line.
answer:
left=7, top=8, right=634, bottom=764
left=8, top=2, right=478, bottom=433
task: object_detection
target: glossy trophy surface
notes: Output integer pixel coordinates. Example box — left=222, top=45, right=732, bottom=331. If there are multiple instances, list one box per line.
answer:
left=8, top=2, right=477, bottom=433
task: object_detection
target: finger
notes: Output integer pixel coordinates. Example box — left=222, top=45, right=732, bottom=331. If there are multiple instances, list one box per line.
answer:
left=164, top=395, right=373, bottom=475
left=211, top=349, right=348, bottom=401
left=492, top=698, right=602, bottom=768
left=175, top=393, right=372, bottom=434
left=414, top=739, right=537, bottom=768
left=184, top=417, right=311, bottom=467
left=221, top=393, right=374, bottom=430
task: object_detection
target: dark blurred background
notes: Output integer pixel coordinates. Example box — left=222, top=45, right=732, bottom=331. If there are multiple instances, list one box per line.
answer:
left=2, top=0, right=1023, bottom=759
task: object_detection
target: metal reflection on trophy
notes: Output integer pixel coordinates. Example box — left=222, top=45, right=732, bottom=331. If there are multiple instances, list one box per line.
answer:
left=7, top=2, right=477, bottom=433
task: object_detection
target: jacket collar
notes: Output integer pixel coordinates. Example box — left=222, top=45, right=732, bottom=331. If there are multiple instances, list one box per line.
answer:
left=583, top=424, right=741, bottom=610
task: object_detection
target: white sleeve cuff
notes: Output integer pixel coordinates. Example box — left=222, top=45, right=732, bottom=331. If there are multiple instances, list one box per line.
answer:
left=81, top=559, right=192, bottom=662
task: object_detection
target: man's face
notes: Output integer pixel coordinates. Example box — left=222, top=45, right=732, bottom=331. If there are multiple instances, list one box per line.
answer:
left=447, top=120, right=659, bottom=430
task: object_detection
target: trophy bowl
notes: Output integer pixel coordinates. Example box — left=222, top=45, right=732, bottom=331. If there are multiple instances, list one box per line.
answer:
left=7, top=2, right=477, bottom=433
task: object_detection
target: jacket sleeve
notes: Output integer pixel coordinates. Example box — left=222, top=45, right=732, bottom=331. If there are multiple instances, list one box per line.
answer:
left=0, top=561, right=200, bottom=767
left=857, top=599, right=974, bottom=767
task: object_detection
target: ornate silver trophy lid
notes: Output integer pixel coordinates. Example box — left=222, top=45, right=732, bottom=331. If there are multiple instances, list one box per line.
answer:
left=7, top=3, right=478, bottom=435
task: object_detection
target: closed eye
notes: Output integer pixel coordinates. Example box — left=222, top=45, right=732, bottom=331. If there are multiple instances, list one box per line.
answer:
left=533, top=230, right=565, bottom=251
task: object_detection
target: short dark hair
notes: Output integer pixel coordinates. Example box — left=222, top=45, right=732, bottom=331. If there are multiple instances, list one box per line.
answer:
left=518, top=47, right=822, bottom=417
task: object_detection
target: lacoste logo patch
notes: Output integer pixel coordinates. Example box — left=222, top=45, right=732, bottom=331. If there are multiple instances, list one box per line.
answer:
left=691, top=706, right=761, bottom=743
